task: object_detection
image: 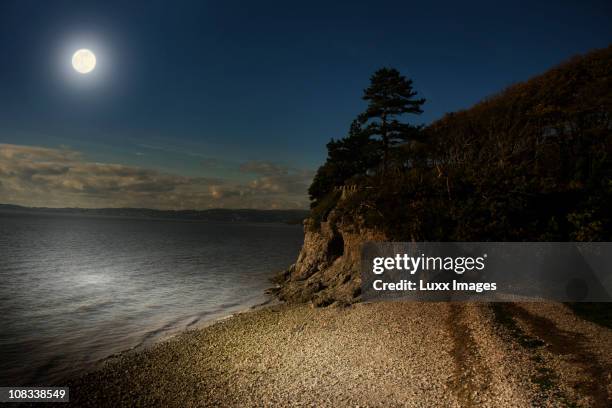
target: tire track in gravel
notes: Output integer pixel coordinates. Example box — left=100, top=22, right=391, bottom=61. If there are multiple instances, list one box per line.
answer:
left=447, top=303, right=492, bottom=407
left=502, top=303, right=611, bottom=407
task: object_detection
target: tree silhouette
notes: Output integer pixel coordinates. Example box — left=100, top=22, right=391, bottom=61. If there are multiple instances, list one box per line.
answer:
left=308, top=119, right=379, bottom=204
left=358, top=68, right=425, bottom=175
left=308, top=46, right=612, bottom=243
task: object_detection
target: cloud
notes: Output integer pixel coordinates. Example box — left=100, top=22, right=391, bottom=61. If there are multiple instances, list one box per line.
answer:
left=248, top=172, right=312, bottom=194
left=0, top=144, right=312, bottom=210
left=240, top=160, right=314, bottom=195
left=240, top=160, right=289, bottom=177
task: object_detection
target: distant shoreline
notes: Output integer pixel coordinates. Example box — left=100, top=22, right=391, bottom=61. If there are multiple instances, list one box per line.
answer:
left=0, top=203, right=309, bottom=224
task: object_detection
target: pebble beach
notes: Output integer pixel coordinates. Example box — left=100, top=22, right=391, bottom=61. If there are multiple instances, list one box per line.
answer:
left=67, top=301, right=611, bottom=407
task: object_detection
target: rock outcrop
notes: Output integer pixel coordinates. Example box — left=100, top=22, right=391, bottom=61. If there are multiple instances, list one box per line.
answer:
left=275, top=208, right=386, bottom=306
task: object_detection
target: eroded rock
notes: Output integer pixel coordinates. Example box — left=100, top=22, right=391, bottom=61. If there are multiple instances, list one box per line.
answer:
left=277, top=210, right=386, bottom=306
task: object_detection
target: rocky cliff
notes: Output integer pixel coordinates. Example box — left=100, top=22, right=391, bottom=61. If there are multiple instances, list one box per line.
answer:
left=274, top=205, right=386, bottom=306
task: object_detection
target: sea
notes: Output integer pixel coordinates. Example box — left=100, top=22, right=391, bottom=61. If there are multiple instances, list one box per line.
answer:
left=0, top=210, right=303, bottom=386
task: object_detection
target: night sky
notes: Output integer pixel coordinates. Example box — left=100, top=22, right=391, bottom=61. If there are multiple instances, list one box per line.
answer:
left=0, top=0, right=610, bottom=209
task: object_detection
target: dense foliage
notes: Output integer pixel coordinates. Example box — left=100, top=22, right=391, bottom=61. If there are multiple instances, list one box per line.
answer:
left=309, top=68, right=425, bottom=205
left=310, top=46, right=612, bottom=241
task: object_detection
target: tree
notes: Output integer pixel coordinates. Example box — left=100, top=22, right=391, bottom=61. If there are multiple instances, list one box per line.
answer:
left=328, top=119, right=380, bottom=176
left=358, top=68, right=425, bottom=175
left=308, top=120, right=380, bottom=204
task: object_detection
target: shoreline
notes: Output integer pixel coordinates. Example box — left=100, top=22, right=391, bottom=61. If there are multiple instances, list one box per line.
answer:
left=84, top=292, right=282, bottom=381
left=67, top=301, right=611, bottom=407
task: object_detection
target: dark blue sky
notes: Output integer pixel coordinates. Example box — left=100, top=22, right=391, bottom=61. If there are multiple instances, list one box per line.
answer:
left=0, top=0, right=610, bottom=209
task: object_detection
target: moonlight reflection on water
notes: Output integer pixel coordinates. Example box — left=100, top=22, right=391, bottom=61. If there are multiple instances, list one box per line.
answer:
left=0, top=211, right=303, bottom=385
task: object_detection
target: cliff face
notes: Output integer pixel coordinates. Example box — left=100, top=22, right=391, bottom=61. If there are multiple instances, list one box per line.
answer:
left=276, top=207, right=386, bottom=306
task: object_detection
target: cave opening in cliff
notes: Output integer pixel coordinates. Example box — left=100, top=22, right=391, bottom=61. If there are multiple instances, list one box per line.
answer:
left=327, top=233, right=344, bottom=259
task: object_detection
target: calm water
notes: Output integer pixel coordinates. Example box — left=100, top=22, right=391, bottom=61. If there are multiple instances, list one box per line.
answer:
left=0, top=211, right=303, bottom=386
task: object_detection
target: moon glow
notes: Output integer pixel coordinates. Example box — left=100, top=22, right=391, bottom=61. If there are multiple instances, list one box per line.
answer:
left=72, top=49, right=96, bottom=74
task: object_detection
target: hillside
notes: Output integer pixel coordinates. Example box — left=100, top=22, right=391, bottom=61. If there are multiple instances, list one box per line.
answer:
left=276, top=45, right=612, bottom=306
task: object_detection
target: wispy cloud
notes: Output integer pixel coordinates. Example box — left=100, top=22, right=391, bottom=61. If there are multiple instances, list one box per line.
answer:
left=0, top=144, right=312, bottom=210
left=241, top=160, right=314, bottom=196
left=240, top=160, right=289, bottom=177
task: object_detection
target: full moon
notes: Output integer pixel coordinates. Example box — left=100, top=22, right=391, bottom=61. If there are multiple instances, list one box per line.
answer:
left=72, top=49, right=96, bottom=74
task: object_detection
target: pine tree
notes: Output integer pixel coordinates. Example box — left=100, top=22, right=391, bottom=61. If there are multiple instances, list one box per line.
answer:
left=358, top=68, right=425, bottom=175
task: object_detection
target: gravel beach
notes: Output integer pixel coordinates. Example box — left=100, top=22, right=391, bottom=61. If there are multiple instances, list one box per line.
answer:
left=67, top=302, right=611, bottom=407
